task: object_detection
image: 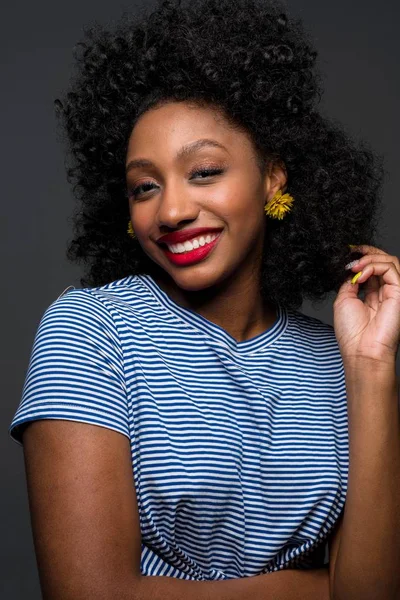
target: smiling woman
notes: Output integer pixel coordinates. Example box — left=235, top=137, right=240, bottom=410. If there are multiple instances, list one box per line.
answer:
left=122, top=99, right=291, bottom=325
left=8, top=0, right=388, bottom=598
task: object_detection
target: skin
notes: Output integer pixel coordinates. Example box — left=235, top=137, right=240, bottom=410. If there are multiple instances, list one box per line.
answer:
left=126, top=100, right=288, bottom=343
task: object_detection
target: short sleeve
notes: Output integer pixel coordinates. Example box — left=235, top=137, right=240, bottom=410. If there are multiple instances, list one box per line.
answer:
left=8, top=288, right=130, bottom=447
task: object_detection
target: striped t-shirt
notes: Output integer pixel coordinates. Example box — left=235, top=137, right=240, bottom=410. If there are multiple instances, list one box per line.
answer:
left=9, top=273, right=349, bottom=579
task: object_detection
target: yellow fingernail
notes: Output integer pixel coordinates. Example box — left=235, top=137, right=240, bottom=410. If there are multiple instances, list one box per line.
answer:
left=348, top=244, right=357, bottom=249
left=351, top=271, right=363, bottom=284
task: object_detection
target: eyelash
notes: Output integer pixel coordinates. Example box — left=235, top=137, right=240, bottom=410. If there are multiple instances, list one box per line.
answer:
left=128, top=167, right=225, bottom=199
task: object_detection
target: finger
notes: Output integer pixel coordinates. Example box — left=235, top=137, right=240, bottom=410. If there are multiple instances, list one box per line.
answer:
left=364, top=274, right=382, bottom=309
left=347, top=259, right=381, bottom=308
left=360, top=272, right=380, bottom=294
left=348, top=253, right=400, bottom=276
left=349, top=244, right=388, bottom=256
left=337, top=259, right=400, bottom=305
left=350, top=261, right=400, bottom=288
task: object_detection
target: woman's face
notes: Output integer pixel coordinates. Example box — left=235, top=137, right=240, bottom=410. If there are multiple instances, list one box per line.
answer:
left=126, top=101, right=286, bottom=292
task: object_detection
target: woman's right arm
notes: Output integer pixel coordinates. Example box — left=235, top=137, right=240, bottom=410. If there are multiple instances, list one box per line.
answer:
left=22, top=419, right=330, bottom=600
left=135, top=568, right=330, bottom=600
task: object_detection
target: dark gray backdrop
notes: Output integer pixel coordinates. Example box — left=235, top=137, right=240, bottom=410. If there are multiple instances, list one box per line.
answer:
left=2, top=0, right=399, bottom=597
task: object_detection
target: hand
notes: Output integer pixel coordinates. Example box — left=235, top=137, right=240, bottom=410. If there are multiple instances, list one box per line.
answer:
left=333, top=244, right=400, bottom=367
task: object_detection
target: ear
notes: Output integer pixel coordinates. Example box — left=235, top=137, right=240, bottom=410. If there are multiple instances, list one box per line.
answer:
left=263, top=160, right=288, bottom=200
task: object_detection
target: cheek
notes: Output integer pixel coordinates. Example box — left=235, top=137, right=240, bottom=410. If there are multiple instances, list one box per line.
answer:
left=129, top=204, right=155, bottom=239
left=213, top=190, right=262, bottom=230
left=206, top=180, right=259, bottom=219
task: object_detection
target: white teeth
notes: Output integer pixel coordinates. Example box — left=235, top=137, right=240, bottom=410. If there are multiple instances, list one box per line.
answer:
left=167, top=232, right=220, bottom=254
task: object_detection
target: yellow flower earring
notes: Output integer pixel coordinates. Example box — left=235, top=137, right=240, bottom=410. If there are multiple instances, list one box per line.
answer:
left=264, top=189, right=295, bottom=220
left=127, top=220, right=136, bottom=239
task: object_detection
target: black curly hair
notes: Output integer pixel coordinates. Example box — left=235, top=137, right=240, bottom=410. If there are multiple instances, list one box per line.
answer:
left=55, top=0, right=386, bottom=311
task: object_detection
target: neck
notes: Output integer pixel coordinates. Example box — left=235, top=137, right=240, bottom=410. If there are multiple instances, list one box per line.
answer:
left=151, top=267, right=277, bottom=343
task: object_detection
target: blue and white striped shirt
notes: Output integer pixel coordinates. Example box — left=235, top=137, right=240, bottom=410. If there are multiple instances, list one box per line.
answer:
left=9, top=273, right=349, bottom=578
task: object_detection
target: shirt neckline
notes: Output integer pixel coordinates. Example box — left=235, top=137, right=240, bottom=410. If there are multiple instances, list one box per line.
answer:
left=135, top=273, right=288, bottom=355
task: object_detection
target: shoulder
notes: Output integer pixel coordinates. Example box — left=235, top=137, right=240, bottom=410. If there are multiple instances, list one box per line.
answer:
left=41, top=287, right=115, bottom=334
left=44, top=274, right=140, bottom=329
left=282, top=309, right=345, bottom=383
left=34, top=284, right=130, bottom=363
left=286, top=308, right=340, bottom=351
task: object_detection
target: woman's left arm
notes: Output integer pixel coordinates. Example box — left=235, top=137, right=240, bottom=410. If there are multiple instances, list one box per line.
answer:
left=331, top=363, right=400, bottom=600
left=331, top=244, right=400, bottom=600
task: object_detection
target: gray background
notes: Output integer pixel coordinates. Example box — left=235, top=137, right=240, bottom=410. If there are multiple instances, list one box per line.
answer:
left=2, top=0, right=399, bottom=597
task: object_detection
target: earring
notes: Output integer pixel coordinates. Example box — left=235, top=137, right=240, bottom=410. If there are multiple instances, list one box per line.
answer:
left=264, top=189, right=294, bottom=220
left=127, top=220, right=136, bottom=239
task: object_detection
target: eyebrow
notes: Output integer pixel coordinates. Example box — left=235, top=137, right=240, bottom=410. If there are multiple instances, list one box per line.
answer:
left=125, top=138, right=228, bottom=173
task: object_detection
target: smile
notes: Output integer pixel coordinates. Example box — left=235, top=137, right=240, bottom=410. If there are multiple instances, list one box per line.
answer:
left=160, top=232, right=223, bottom=266
left=165, top=232, right=220, bottom=254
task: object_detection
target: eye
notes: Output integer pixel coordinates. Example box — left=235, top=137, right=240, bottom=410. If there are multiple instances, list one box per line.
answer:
left=127, top=166, right=225, bottom=199
left=191, top=167, right=225, bottom=179
left=128, top=181, right=156, bottom=198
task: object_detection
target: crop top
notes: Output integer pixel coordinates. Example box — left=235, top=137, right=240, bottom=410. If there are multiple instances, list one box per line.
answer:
left=9, top=273, right=349, bottom=579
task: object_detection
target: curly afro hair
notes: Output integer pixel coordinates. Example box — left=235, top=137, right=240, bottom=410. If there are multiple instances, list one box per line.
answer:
left=55, top=0, right=386, bottom=311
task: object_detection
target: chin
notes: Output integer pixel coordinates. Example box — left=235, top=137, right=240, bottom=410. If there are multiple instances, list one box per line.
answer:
left=171, top=265, right=236, bottom=293
left=171, top=272, right=218, bottom=291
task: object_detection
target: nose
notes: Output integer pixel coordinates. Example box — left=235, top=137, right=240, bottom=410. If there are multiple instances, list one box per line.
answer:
left=156, top=175, right=199, bottom=231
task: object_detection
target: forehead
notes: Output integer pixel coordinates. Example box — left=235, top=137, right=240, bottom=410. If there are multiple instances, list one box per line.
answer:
left=126, top=101, right=253, bottom=156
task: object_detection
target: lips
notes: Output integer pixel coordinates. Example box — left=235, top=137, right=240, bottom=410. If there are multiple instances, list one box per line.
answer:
left=157, top=227, right=223, bottom=246
left=160, top=230, right=223, bottom=266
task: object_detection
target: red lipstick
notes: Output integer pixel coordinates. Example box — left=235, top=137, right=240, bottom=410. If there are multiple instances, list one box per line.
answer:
left=160, top=231, right=223, bottom=266
left=157, top=227, right=223, bottom=246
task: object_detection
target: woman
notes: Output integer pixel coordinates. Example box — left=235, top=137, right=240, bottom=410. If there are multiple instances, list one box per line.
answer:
left=9, top=0, right=400, bottom=598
